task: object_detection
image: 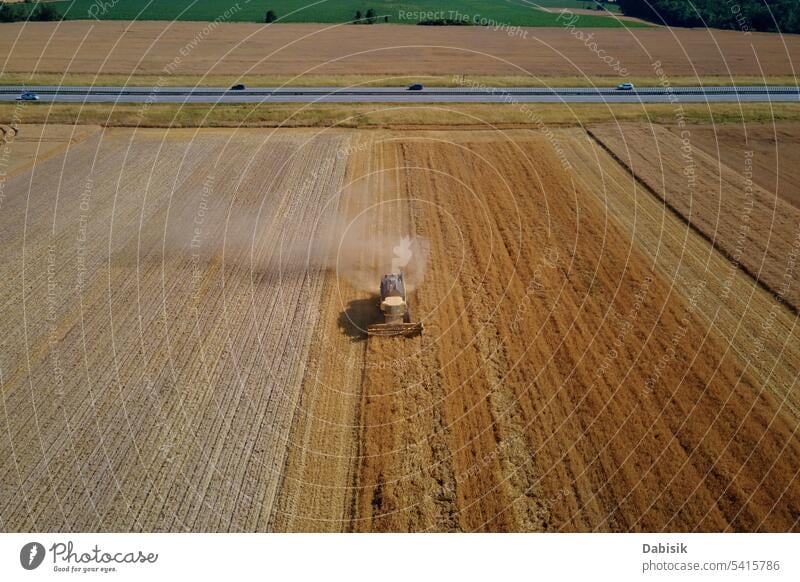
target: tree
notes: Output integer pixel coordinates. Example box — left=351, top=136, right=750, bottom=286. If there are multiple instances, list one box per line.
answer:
left=354, top=10, right=362, bottom=23
left=0, top=1, right=61, bottom=22
left=365, top=8, right=376, bottom=24
left=0, top=4, right=15, bottom=23
left=265, top=10, right=277, bottom=23
left=31, top=3, right=61, bottom=21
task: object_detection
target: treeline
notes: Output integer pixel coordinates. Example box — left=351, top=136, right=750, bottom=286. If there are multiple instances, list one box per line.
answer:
left=263, top=9, right=390, bottom=24
left=0, top=1, right=62, bottom=23
left=352, top=9, right=388, bottom=24
left=618, top=0, right=800, bottom=33
left=417, top=18, right=470, bottom=26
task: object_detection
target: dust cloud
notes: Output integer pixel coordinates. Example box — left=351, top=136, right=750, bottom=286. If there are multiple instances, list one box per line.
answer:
left=161, top=184, right=429, bottom=292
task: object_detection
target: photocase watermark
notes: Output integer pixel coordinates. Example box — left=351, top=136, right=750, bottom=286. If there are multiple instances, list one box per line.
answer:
left=676, top=127, right=697, bottom=195
left=451, top=75, right=574, bottom=171
left=345, top=353, right=412, bottom=371
left=510, top=246, right=561, bottom=333
left=46, top=244, right=65, bottom=397
left=75, top=175, right=94, bottom=296
left=720, top=150, right=755, bottom=301
left=455, top=432, right=526, bottom=486
left=20, top=542, right=46, bottom=570
left=536, top=485, right=574, bottom=524
left=336, top=138, right=372, bottom=160
left=652, top=60, right=696, bottom=194
left=556, top=9, right=629, bottom=77
left=397, top=9, right=448, bottom=21
left=651, top=59, right=678, bottom=104
left=397, top=9, right=528, bottom=38
left=441, top=429, right=572, bottom=523
left=0, top=101, right=27, bottom=211
left=724, top=0, right=752, bottom=34
left=87, top=0, right=121, bottom=20
left=137, top=2, right=245, bottom=122
left=750, top=228, right=800, bottom=365
left=643, top=279, right=707, bottom=394
left=20, top=540, right=158, bottom=574
left=594, top=273, right=654, bottom=384
left=189, top=172, right=215, bottom=305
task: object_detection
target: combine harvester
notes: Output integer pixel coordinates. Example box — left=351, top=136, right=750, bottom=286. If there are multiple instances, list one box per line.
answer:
left=367, top=273, right=423, bottom=338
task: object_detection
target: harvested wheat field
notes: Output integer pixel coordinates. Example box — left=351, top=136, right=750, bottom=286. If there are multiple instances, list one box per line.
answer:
left=589, top=123, right=800, bottom=311
left=1, top=124, right=798, bottom=532
left=1, top=21, right=799, bottom=78
left=0, top=126, right=352, bottom=530
left=0, top=124, right=100, bottom=178
left=665, top=123, right=800, bottom=210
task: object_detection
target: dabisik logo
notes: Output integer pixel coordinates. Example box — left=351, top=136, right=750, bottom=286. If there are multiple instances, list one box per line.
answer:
left=20, top=542, right=46, bottom=570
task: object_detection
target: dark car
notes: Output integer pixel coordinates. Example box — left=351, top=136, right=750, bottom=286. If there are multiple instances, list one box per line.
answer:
left=407, top=84, right=424, bottom=91
left=229, top=84, right=246, bottom=91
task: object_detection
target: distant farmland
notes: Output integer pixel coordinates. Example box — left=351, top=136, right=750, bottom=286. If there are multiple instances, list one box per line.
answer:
left=31, top=0, right=639, bottom=27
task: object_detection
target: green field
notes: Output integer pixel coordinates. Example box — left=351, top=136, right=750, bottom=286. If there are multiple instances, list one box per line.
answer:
left=531, top=0, right=620, bottom=12
left=30, top=0, right=638, bottom=26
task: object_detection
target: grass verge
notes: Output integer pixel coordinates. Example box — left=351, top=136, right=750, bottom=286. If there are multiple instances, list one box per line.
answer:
left=2, top=102, right=800, bottom=128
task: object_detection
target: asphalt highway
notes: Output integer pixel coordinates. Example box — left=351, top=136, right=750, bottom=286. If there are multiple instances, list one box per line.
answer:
left=1, top=85, right=798, bottom=104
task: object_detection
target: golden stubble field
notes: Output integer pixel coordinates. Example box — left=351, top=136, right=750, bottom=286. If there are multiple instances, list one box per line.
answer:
left=1, top=21, right=799, bottom=79
left=0, top=122, right=798, bottom=532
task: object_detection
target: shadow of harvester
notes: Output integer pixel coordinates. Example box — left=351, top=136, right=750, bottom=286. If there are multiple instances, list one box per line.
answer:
left=338, top=296, right=382, bottom=341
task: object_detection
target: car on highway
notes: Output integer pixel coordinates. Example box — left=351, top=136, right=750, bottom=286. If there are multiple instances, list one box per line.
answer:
left=229, top=84, right=246, bottom=91
left=616, top=82, right=635, bottom=91
left=407, top=84, right=424, bottom=91
left=17, top=91, right=40, bottom=101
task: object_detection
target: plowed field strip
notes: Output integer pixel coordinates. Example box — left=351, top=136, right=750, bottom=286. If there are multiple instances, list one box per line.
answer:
left=665, top=124, right=800, bottom=210
left=3, top=22, right=800, bottom=78
left=558, top=128, right=800, bottom=530
left=589, top=123, right=800, bottom=311
left=565, top=127, right=800, bottom=418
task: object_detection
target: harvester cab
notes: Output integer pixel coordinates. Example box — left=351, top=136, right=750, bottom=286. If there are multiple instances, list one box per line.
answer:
left=367, top=273, right=423, bottom=337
